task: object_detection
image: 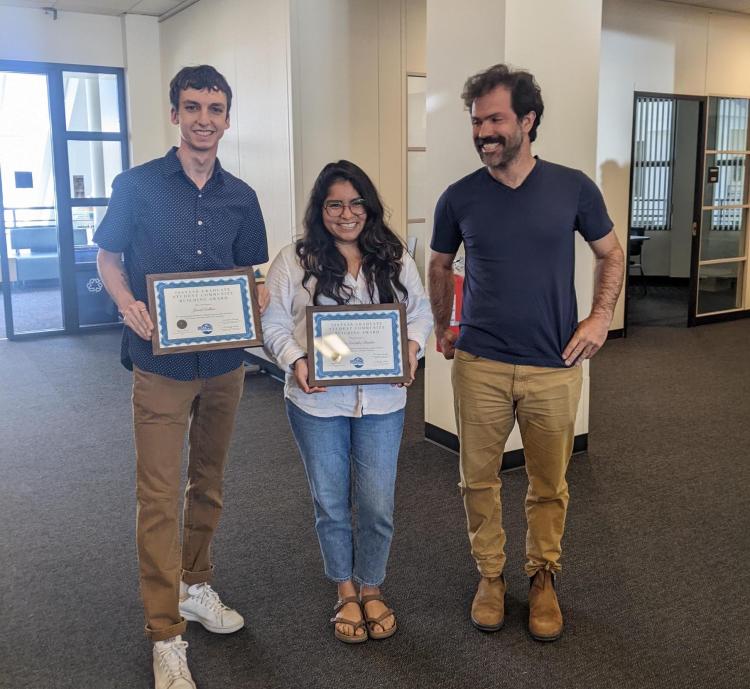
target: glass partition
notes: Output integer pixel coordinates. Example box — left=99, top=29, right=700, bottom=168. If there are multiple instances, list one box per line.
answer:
left=696, top=96, right=750, bottom=318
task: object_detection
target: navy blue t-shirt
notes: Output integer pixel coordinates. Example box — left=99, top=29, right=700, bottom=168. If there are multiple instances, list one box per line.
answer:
left=94, top=148, right=268, bottom=381
left=431, top=159, right=613, bottom=368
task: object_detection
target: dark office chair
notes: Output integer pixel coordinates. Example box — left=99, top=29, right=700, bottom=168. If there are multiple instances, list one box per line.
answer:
left=629, top=228, right=647, bottom=296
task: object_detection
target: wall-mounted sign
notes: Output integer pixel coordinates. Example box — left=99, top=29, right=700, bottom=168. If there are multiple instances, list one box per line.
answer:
left=707, top=166, right=720, bottom=184
left=73, top=175, right=86, bottom=198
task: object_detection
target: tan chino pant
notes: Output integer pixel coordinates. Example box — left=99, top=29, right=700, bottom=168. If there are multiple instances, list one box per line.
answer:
left=132, top=365, right=245, bottom=641
left=452, top=350, right=582, bottom=578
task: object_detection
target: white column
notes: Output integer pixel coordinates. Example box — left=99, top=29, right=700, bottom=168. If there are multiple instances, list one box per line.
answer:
left=122, top=14, right=164, bottom=166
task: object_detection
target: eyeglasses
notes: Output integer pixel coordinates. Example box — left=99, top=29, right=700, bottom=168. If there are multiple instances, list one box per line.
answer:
left=323, top=198, right=367, bottom=217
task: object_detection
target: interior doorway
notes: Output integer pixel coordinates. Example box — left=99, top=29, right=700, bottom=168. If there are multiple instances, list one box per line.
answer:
left=626, top=94, right=704, bottom=329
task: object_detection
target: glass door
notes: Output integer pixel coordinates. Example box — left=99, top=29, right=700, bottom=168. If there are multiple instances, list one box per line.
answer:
left=691, top=97, right=749, bottom=323
left=61, top=69, right=127, bottom=327
left=0, top=61, right=128, bottom=340
left=0, top=70, right=63, bottom=337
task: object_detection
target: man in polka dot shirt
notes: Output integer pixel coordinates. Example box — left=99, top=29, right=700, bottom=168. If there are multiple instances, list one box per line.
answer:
left=95, top=65, right=268, bottom=689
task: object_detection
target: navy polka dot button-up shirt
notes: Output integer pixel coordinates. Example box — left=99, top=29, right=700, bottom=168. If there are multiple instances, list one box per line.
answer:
left=94, top=147, right=268, bottom=381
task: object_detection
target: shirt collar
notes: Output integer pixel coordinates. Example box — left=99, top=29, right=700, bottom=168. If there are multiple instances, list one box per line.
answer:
left=163, top=146, right=225, bottom=185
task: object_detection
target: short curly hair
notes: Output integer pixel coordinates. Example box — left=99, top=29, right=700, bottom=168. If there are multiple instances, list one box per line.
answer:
left=169, top=65, right=232, bottom=114
left=461, top=64, right=544, bottom=142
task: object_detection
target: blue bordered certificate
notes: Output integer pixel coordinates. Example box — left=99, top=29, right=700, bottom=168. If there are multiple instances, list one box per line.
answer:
left=306, top=303, right=409, bottom=386
left=146, top=268, right=262, bottom=355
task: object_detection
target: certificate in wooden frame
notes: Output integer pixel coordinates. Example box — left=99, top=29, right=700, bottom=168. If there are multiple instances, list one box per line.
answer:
left=306, top=303, right=409, bottom=386
left=146, top=268, right=262, bottom=355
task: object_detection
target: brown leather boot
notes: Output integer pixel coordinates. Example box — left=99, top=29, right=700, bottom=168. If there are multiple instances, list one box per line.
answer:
left=471, top=575, right=506, bottom=631
left=528, top=569, right=563, bottom=641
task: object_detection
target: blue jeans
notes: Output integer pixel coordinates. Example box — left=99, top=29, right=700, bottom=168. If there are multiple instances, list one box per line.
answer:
left=285, top=400, right=405, bottom=587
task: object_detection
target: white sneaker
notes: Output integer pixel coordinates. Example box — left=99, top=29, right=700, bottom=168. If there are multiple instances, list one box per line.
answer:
left=179, top=582, right=244, bottom=634
left=153, top=636, right=196, bottom=689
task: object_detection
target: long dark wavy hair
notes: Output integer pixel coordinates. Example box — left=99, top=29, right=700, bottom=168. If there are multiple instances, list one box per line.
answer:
left=296, top=160, right=408, bottom=305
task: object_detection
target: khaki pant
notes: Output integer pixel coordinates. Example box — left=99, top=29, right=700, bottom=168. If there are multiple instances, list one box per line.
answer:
left=132, top=365, right=245, bottom=641
left=452, top=350, right=582, bottom=578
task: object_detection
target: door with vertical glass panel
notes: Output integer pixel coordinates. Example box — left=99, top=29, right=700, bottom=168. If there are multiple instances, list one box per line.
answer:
left=62, top=69, right=128, bottom=327
left=693, top=97, right=749, bottom=322
left=0, top=70, right=64, bottom=337
left=0, top=61, right=128, bottom=340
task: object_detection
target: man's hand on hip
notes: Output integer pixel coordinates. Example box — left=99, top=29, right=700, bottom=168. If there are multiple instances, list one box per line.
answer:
left=121, top=301, right=154, bottom=341
left=562, top=315, right=610, bottom=367
left=438, top=328, right=458, bottom=360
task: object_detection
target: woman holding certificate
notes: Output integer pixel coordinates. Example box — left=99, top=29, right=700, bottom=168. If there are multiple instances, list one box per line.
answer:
left=262, top=160, right=433, bottom=643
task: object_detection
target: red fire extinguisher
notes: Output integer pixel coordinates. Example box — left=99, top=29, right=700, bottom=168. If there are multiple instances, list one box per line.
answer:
left=437, top=258, right=464, bottom=353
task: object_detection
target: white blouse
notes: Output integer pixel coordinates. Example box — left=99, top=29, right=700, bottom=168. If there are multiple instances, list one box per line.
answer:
left=261, top=243, right=434, bottom=418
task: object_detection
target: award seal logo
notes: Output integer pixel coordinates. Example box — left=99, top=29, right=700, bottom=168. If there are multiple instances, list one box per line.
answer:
left=199, top=323, right=214, bottom=335
left=350, top=356, right=364, bottom=369
left=176, top=320, right=187, bottom=330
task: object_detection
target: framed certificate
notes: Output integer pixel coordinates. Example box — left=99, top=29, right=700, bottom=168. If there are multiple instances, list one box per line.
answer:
left=146, top=268, right=262, bottom=355
left=306, top=303, right=409, bottom=386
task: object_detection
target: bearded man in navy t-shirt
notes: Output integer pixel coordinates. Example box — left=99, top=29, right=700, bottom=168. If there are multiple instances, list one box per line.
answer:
left=429, top=64, right=624, bottom=642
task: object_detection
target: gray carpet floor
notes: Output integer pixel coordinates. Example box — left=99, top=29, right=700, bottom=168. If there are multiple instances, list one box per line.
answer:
left=1, top=322, right=749, bottom=688
left=0, top=284, right=63, bottom=337
left=627, top=283, right=689, bottom=328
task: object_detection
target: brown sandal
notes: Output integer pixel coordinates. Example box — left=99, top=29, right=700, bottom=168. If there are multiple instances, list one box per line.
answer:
left=330, top=595, right=368, bottom=644
left=359, top=593, right=397, bottom=640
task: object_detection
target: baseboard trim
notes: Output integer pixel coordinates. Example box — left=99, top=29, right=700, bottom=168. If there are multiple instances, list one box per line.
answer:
left=629, top=275, right=690, bottom=287
left=425, top=423, right=588, bottom=471
left=693, top=309, right=750, bottom=326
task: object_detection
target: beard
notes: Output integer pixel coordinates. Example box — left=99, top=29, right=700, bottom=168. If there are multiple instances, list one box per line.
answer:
left=475, top=129, right=524, bottom=169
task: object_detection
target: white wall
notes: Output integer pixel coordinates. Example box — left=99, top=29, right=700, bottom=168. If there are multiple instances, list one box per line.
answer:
left=598, top=0, right=750, bottom=328
left=0, top=6, right=124, bottom=66
left=424, top=0, right=507, bottom=437
left=424, top=0, right=602, bottom=450
left=0, top=6, right=167, bottom=173
left=290, top=0, right=407, bottom=240
left=290, top=0, right=379, bottom=233
left=122, top=14, right=164, bottom=166
left=159, top=0, right=295, bottom=267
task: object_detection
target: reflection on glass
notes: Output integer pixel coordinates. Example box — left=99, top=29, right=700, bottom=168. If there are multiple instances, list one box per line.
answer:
left=63, top=72, right=120, bottom=133
left=703, top=154, right=748, bottom=207
left=72, top=206, right=107, bottom=261
left=408, top=151, right=427, bottom=220
left=67, top=140, right=122, bottom=198
left=706, top=97, right=749, bottom=151
left=407, top=75, right=426, bottom=149
left=700, top=209, right=746, bottom=261
left=697, top=262, right=743, bottom=314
